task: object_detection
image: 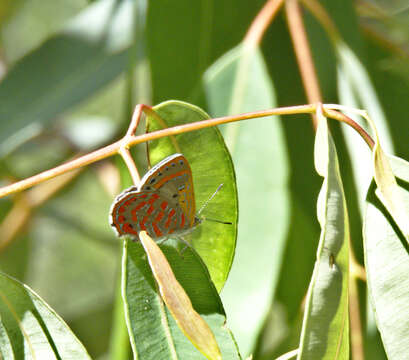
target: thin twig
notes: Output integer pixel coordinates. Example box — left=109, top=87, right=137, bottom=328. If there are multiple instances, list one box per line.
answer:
left=285, top=0, right=322, bottom=128
left=350, top=252, right=367, bottom=282
left=126, top=104, right=144, bottom=137
left=119, top=146, right=140, bottom=185
left=0, top=104, right=313, bottom=198
left=244, top=0, right=285, bottom=47
left=349, top=253, right=365, bottom=360
left=324, top=108, right=375, bottom=149
left=301, top=0, right=341, bottom=43
left=0, top=103, right=374, bottom=198
left=0, top=140, right=122, bottom=198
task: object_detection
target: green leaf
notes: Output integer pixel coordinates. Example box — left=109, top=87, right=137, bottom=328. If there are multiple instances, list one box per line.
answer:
left=337, top=42, right=394, bottom=154
left=0, top=0, right=134, bottom=155
left=0, top=271, right=91, bottom=359
left=298, top=113, right=349, bottom=359
left=138, top=231, right=222, bottom=360
left=372, top=145, right=409, bottom=240
left=364, top=155, right=409, bottom=360
left=365, top=35, right=409, bottom=160
left=122, top=238, right=240, bottom=360
left=203, top=44, right=290, bottom=356
left=259, top=16, right=322, bottom=358
left=145, top=100, right=238, bottom=292
left=335, top=39, right=394, bottom=352
left=336, top=42, right=395, bottom=206
left=337, top=43, right=409, bottom=240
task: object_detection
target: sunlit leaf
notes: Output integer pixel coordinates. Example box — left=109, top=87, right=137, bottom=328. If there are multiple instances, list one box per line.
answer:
left=364, top=155, right=409, bottom=360
left=336, top=42, right=409, bottom=241
left=336, top=38, right=394, bottom=353
left=204, top=44, right=289, bottom=356
left=337, top=41, right=395, bottom=206
left=0, top=271, right=90, bottom=359
left=258, top=14, right=322, bottom=358
left=145, top=100, right=238, bottom=291
left=372, top=144, right=409, bottom=241
left=139, top=231, right=221, bottom=360
left=122, top=236, right=240, bottom=359
left=297, top=112, right=349, bottom=359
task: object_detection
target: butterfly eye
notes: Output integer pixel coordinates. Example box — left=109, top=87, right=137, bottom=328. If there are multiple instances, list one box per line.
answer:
left=179, top=160, right=184, bottom=165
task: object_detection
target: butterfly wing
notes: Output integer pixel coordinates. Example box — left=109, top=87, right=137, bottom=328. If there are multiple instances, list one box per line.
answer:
left=110, top=190, right=192, bottom=240
left=110, top=153, right=196, bottom=240
left=138, top=154, right=196, bottom=228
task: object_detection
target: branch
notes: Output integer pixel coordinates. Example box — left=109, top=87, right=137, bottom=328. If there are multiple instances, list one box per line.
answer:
left=286, top=0, right=322, bottom=128
left=244, top=0, right=285, bottom=47
left=0, top=103, right=374, bottom=198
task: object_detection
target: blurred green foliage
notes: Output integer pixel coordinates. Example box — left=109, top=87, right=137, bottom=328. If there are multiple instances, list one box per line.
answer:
left=0, top=0, right=408, bottom=359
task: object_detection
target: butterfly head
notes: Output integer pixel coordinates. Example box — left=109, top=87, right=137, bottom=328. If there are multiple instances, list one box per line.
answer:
left=194, top=216, right=202, bottom=227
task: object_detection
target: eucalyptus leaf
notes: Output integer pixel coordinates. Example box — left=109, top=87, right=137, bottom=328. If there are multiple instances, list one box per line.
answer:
left=337, top=43, right=394, bottom=153
left=364, top=156, right=409, bottom=360
left=297, top=114, right=349, bottom=359
left=259, top=15, right=322, bottom=358
left=337, top=41, right=395, bottom=207
left=204, top=44, right=289, bottom=356
left=138, top=231, right=222, bottom=360
left=145, top=100, right=238, bottom=292
left=336, top=39, right=395, bottom=351
left=336, top=43, right=409, bottom=240
left=122, top=238, right=240, bottom=360
left=0, top=271, right=90, bottom=359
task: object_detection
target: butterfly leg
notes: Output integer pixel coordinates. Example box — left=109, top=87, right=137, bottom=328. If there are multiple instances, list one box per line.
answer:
left=156, top=236, right=170, bottom=245
left=130, top=234, right=140, bottom=242
left=176, top=236, right=192, bottom=256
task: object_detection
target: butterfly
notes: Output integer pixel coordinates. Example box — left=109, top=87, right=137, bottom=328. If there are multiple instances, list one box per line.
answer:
left=109, top=153, right=201, bottom=242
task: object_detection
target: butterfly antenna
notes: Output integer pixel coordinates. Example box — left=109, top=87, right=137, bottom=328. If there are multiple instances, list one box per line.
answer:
left=197, top=184, right=233, bottom=225
left=197, top=183, right=224, bottom=215
left=202, top=216, right=232, bottom=225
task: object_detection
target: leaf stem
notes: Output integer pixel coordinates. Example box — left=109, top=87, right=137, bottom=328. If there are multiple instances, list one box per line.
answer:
left=323, top=108, right=375, bottom=149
